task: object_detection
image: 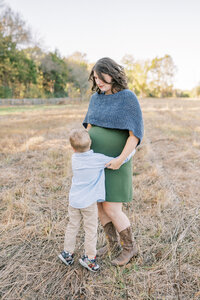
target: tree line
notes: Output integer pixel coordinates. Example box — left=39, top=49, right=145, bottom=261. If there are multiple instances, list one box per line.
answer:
left=0, top=3, right=199, bottom=99
left=0, top=4, right=90, bottom=99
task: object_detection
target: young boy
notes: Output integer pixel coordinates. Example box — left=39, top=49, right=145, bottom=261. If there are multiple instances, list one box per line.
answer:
left=58, top=128, right=135, bottom=272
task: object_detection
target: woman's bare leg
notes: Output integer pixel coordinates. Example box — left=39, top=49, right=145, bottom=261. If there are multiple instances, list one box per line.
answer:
left=102, top=202, right=130, bottom=232
left=97, top=202, right=111, bottom=226
left=97, top=202, right=119, bottom=256
left=98, top=202, right=136, bottom=265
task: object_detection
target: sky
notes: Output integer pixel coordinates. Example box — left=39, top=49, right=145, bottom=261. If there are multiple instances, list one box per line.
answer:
left=4, top=0, right=200, bottom=90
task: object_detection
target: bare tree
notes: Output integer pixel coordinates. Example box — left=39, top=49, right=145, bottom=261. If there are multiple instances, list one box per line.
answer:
left=0, top=6, right=32, bottom=47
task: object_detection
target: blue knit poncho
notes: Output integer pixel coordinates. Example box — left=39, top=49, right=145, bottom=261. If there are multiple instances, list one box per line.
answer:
left=83, top=89, right=144, bottom=145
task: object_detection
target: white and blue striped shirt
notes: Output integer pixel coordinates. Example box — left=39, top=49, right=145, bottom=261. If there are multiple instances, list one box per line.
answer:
left=69, top=149, right=135, bottom=209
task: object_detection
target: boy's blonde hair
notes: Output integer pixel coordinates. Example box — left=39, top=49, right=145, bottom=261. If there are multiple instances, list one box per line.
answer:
left=69, top=128, right=91, bottom=152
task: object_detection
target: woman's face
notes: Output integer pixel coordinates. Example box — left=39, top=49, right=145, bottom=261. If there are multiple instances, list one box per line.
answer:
left=93, top=71, right=112, bottom=94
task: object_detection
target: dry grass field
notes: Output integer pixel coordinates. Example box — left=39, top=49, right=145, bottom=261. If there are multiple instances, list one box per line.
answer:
left=0, top=98, right=200, bottom=300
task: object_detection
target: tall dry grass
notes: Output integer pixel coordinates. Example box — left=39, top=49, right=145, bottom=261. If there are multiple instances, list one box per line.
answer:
left=0, top=99, right=200, bottom=300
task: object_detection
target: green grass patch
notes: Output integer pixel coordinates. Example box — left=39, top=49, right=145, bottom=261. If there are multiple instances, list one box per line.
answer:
left=0, top=105, right=73, bottom=115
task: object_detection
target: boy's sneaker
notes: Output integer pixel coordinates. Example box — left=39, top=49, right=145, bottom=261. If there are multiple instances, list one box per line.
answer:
left=79, top=255, right=100, bottom=272
left=58, top=251, right=74, bottom=266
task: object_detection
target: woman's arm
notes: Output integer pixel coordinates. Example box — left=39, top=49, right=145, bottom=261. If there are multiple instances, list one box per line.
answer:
left=105, top=131, right=139, bottom=170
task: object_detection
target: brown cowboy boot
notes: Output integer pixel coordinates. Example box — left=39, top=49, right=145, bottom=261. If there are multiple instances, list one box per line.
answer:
left=97, top=222, right=120, bottom=257
left=111, top=227, right=138, bottom=266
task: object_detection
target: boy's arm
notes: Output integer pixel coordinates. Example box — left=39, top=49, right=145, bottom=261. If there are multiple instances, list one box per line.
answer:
left=101, top=150, right=135, bottom=169
left=95, top=154, right=114, bottom=168
left=105, top=149, right=136, bottom=168
left=94, top=146, right=136, bottom=169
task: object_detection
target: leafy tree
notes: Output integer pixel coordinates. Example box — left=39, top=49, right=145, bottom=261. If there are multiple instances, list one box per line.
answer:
left=24, top=46, right=45, bottom=65
left=0, top=32, right=37, bottom=98
left=148, top=55, right=176, bottom=97
left=0, top=4, right=39, bottom=98
left=122, top=55, right=150, bottom=97
left=40, top=50, right=69, bottom=97
left=121, top=54, right=135, bottom=91
left=65, top=52, right=90, bottom=100
left=195, top=84, right=200, bottom=97
left=122, top=54, right=176, bottom=98
left=191, top=83, right=200, bottom=98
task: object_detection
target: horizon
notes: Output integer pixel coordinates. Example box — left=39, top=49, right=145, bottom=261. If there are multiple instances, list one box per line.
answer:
left=4, top=0, right=200, bottom=90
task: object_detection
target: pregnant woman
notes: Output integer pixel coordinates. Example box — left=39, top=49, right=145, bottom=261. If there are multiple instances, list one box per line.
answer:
left=83, top=57, right=144, bottom=266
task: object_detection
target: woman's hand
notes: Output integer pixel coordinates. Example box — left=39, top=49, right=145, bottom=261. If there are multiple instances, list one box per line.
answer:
left=86, top=123, right=92, bottom=131
left=105, top=158, right=123, bottom=170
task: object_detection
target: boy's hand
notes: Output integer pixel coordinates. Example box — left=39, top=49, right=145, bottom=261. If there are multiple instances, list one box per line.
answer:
left=105, top=158, right=123, bottom=170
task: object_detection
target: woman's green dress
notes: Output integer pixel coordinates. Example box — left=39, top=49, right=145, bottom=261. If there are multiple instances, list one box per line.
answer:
left=89, top=125, right=133, bottom=203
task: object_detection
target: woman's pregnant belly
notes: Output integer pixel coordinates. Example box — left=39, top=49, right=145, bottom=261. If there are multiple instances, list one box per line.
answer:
left=88, top=125, right=129, bottom=157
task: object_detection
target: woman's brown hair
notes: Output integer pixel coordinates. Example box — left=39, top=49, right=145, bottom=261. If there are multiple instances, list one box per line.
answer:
left=89, top=57, right=128, bottom=94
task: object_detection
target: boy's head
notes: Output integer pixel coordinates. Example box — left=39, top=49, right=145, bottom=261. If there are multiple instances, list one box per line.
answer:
left=69, top=128, right=91, bottom=152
